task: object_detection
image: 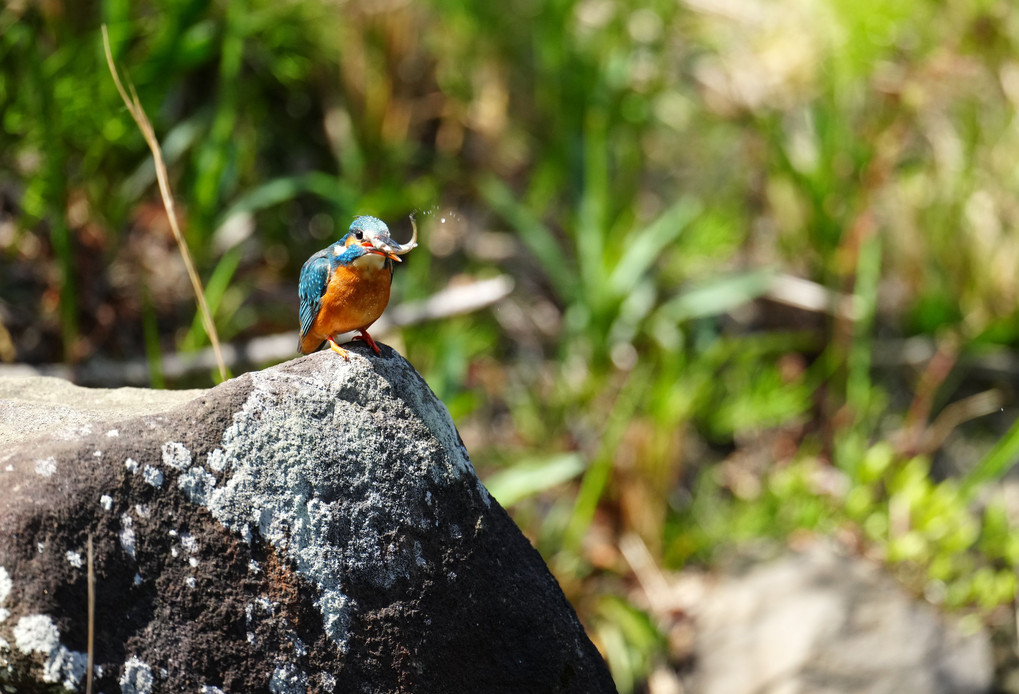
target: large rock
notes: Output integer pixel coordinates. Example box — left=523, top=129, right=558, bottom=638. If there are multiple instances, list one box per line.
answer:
left=0, top=345, right=615, bottom=694
left=693, top=545, right=993, bottom=694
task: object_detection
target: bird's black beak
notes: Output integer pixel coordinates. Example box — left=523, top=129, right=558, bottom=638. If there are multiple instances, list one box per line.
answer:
left=360, top=240, right=402, bottom=262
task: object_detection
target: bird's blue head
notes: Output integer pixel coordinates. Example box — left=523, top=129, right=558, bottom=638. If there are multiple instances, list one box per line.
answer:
left=347, top=215, right=390, bottom=241
left=330, top=216, right=402, bottom=266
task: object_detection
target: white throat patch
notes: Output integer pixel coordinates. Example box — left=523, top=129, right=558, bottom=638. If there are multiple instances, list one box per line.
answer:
left=353, top=253, right=386, bottom=271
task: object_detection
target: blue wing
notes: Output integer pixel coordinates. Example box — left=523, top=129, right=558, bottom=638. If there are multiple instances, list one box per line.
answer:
left=298, top=249, right=331, bottom=346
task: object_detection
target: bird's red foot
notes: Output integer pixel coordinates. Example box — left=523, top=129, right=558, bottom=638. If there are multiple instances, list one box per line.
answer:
left=352, top=329, right=382, bottom=355
left=327, top=336, right=350, bottom=360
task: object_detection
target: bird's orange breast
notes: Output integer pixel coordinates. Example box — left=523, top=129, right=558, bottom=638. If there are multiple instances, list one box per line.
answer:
left=303, top=260, right=392, bottom=352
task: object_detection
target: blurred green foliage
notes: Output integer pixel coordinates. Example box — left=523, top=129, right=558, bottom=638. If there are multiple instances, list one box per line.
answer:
left=674, top=443, right=1019, bottom=610
left=5, top=0, right=1019, bottom=690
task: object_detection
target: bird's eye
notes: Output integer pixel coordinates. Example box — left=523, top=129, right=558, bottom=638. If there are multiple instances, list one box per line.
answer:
left=354, top=230, right=364, bottom=241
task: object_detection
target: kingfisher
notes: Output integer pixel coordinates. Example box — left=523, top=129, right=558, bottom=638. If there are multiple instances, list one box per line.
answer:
left=298, top=215, right=417, bottom=359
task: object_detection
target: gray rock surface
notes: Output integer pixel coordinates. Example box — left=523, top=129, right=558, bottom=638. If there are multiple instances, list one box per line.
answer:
left=0, top=344, right=615, bottom=693
left=693, top=546, right=993, bottom=694
left=0, top=376, right=202, bottom=447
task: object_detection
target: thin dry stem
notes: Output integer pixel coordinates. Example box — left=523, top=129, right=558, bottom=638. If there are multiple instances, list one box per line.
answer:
left=86, top=535, right=94, bottom=694
left=102, top=25, right=228, bottom=382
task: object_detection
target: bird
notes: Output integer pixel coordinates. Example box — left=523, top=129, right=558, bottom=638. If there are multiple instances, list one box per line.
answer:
left=298, top=215, right=416, bottom=359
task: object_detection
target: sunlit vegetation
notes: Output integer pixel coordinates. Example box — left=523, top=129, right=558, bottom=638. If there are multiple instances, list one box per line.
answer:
left=4, top=0, right=1019, bottom=690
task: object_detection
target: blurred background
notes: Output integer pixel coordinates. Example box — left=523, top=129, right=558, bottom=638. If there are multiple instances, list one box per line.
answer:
left=4, top=0, right=1019, bottom=690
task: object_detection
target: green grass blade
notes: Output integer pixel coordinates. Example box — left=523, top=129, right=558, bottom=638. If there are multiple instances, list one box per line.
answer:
left=216, top=173, right=356, bottom=229
left=563, top=365, right=651, bottom=552
left=484, top=453, right=586, bottom=507
left=481, top=175, right=578, bottom=302
left=121, top=116, right=203, bottom=201
left=192, top=0, right=246, bottom=236
left=50, top=218, right=78, bottom=361
left=847, top=231, right=881, bottom=416
left=141, top=285, right=164, bottom=389
left=608, top=197, right=701, bottom=298
left=962, top=419, right=1019, bottom=496
left=181, top=247, right=242, bottom=352
left=656, top=269, right=775, bottom=322
left=576, top=109, right=608, bottom=302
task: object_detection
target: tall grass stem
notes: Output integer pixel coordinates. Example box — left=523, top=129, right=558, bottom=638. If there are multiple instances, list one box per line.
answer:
left=86, top=534, right=94, bottom=694
left=101, top=25, right=228, bottom=383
